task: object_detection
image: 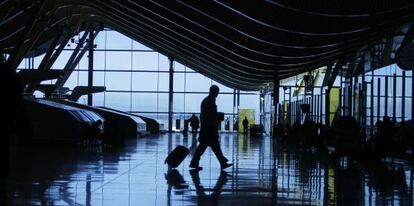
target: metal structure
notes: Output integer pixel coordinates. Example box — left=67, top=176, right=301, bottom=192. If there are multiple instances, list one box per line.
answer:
left=1, top=1, right=414, bottom=90
left=1, top=1, right=414, bottom=132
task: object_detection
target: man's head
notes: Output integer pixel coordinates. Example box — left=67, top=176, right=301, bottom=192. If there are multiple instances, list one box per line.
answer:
left=209, top=85, right=219, bottom=97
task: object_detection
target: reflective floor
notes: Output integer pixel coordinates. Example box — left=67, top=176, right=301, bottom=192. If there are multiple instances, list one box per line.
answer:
left=4, top=133, right=414, bottom=205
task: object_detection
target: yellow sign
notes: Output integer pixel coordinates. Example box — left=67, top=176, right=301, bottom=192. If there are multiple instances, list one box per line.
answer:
left=238, top=109, right=255, bottom=133
left=329, top=88, right=340, bottom=126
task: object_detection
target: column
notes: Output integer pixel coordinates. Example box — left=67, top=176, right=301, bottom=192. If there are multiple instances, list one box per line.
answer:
left=87, top=30, right=94, bottom=106
left=168, top=57, right=174, bottom=132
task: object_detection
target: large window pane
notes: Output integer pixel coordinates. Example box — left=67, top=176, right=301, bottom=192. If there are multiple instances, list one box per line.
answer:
left=106, top=51, right=131, bottom=70
left=216, top=94, right=234, bottom=113
left=94, top=51, right=106, bottom=70
left=106, top=30, right=132, bottom=50
left=94, top=32, right=106, bottom=50
left=105, top=72, right=131, bottom=90
left=158, top=93, right=169, bottom=112
left=212, top=81, right=233, bottom=93
left=158, top=73, right=169, bottom=92
left=185, top=73, right=211, bottom=92
left=132, top=93, right=157, bottom=112
left=78, top=71, right=88, bottom=86
left=133, top=40, right=152, bottom=51
left=184, top=94, right=205, bottom=113
left=174, top=61, right=185, bottom=72
left=93, top=92, right=105, bottom=106
left=174, top=73, right=185, bottom=92
left=159, top=54, right=169, bottom=71
left=174, top=94, right=184, bottom=113
left=133, top=52, right=158, bottom=70
left=93, top=71, right=105, bottom=86
left=33, top=54, right=45, bottom=69
left=17, top=58, right=27, bottom=69
left=78, top=53, right=89, bottom=69
left=132, top=72, right=158, bottom=91
left=105, top=92, right=131, bottom=111
left=63, top=71, right=79, bottom=89
left=51, top=50, right=72, bottom=69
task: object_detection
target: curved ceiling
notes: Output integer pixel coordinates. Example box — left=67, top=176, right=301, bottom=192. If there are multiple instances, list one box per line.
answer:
left=1, top=0, right=414, bottom=90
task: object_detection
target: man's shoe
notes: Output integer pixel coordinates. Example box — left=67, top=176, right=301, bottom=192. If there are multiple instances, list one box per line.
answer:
left=221, top=163, right=233, bottom=170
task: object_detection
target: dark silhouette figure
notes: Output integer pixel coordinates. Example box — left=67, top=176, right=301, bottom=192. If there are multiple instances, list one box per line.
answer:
left=189, top=113, right=200, bottom=137
left=189, top=169, right=228, bottom=205
left=378, top=116, right=395, bottom=139
left=368, top=115, right=397, bottom=156
left=189, top=85, right=232, bottom=170
left=0, top=57, right=23, bottom=197
left=233, top=118, right=239, bottom=131
left=224, top=117, right=230, bottom=130
left=242, top=116, right=249, bottom=134
left=85, top=120, right=103, bottom=145
left=165, top=169, right=189, bottom=191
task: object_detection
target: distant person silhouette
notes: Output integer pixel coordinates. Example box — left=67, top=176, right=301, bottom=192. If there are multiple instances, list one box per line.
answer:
left=189, top=113, right=200, bottom=137
left=242, top=116, right=249, bottom=134
left=0, top=56, right=23, bottom=197
left=233, top=117, right=239, bottom=131
left=189, top=85, right=232, bottom=170
left=86, top=120, right=103, bottom=145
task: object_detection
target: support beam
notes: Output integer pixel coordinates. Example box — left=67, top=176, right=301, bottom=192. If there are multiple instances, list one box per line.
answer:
left=401, top=22, right=414, bottom=47
left=26, top=29, right=72, bottom=93
left=6, top=0, right=59, bottom=69
left=392, top=73, right=397, bottom=122
left=348, top=53, right=358, bottom=78
left=54, top=31, right=88, bottom=87
left=326, top=59, right=343, bottom=90
left=325, top=89, right=330, bottom=126
left=168, top=57, right=174, bottom=132
left=382, top=36, right=394, bottom=66
left=54, top=31, right=98, bottom=92
left=402, top=71, right=405, bottom=121
left=321, top=63, right=333, bottom=87
left=370, top=79, right=374, bottom=138
left=40, top=32, right=73, bottom=72
left=385, top=76, right=388, bottom=117
left=319, top=87, right=323, bottom=124
left=273, top=76, right=280, bottom=138
left=354, top=53, right=366, bottom=77
left=37, top=28, right=64, bottom=72
left=377, top=78, right=381, bottom=122
left=87, top=30, right=94, bottom=106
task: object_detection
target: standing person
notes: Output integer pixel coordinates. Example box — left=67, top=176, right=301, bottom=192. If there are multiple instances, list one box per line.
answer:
left=242, top=116, right=249, bottom=134
left=189, top=85, right=232, bottom=170
left=189, top=113, right=200, bottom=137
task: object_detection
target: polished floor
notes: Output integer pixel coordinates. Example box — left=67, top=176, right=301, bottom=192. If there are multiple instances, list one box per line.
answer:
left=4, top=133, right=414, bottom=205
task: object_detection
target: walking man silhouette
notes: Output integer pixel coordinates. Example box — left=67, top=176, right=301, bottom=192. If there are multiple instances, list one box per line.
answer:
left=189, top=85, right=232, bottom=170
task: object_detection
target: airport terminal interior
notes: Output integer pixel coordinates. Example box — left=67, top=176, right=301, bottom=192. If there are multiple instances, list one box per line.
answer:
left=1, top=1, right=414, bottom=205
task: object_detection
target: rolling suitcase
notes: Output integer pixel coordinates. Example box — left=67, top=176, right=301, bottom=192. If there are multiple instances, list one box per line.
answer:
left=165, top=145, right=190, bottom=168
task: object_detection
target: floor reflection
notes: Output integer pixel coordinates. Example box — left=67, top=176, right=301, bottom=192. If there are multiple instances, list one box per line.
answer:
left=4, top=133, right=414, bottom=205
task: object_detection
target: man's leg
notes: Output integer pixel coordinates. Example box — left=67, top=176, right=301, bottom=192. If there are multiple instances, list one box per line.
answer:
left=209, top=140, right=230, bottom=167
left=190, top=142, right=208, bottom=168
